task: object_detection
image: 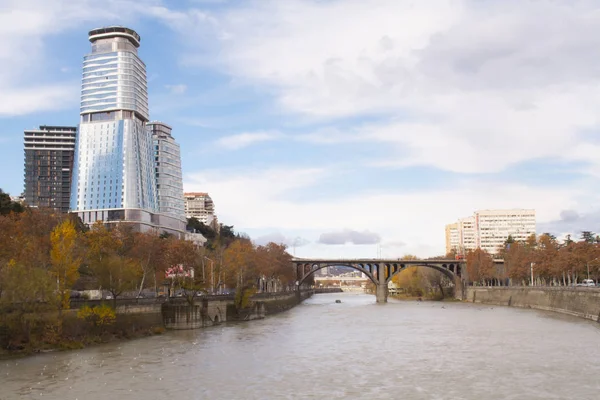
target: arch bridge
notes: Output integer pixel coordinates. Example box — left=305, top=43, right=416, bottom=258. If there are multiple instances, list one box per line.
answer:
left=292, top=258, right=466, bottom=303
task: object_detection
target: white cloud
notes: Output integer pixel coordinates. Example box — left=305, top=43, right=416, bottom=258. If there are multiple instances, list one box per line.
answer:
left=318, top=229, right=381, bottom=245
left=253, top=232, right=310, bottom=248
left=185, top=166, right=326, bottom=200
left=183, top=165, right=585, bottom=257
left=0, top=84, right=79, bottom=117
left=0, top=0, right=161, bottom=116
left=166, top=0, right=600, bottom=174
left=215, top=131, right=282, bottom=150
left=164, top=84, right=188, bottom=94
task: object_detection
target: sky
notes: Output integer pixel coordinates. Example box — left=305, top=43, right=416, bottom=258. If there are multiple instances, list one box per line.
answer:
left=2, top=0, right=600, bottom=258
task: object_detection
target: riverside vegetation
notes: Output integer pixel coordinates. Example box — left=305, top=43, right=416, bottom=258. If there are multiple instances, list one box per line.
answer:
left=384, top=231, right=600, bottom=300
left=0, top=189, right=299, bottom=355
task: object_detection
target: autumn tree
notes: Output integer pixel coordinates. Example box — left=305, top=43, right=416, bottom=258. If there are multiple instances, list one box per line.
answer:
left=499, top=241, right=532, bottom=285
left=222, top=239, right=255, bottom=290
left=532, top=234, right=560, bottom=285
left=50, top=219, right=81, bottom=312
left=0, top=260, right=55, bottom=345
left=421, top=268, right=452, bottom=299
left=466, top=248, right=495, bottom=285
left=163, top=238, right=205, bottom=304
left=254, top=243, right=293, bottom=291
left=129, top=231, right=166, bottom=296
left=85, top=222, right=140, bottom=305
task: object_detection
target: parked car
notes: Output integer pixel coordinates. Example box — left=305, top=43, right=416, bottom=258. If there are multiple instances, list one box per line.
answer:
left=579, top=279, right=595, bottom=287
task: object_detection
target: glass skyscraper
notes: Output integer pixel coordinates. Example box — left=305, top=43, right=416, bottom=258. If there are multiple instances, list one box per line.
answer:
left=70, top=26, right=184, bottom=235
left=148, top=121, right=187, bottom=234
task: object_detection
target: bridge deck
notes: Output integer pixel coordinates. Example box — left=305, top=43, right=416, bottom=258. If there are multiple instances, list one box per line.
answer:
left=292, top=258, right=504, bottom=264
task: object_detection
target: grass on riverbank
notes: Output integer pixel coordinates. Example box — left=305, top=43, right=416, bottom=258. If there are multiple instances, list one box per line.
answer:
left=390, top=294, right=459, bottom=302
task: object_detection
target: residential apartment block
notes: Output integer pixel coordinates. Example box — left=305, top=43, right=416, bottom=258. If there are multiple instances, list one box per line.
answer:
left=475, top=209, right=536, bottom=254
left=184, top=192, right=216, bottom=226
left=444, top=222, right=460, bottom=255
left=24, top=125, right=77, bottom=212
left=446, top=209, right=536, bottom=255
left=458, top=216, right=477, bottom=253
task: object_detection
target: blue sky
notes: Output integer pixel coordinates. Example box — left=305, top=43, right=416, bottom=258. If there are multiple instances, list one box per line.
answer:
left=2, top=0, right=600, bottom=257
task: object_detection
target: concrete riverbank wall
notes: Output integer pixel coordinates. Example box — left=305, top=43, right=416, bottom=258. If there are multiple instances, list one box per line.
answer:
left=162, top=298, right=229, bottom=330
left=466, top=287, right=600, bottom=322
left=161, top=291, right=314, bottom=328
left=227, top=291, right=313, bottom=322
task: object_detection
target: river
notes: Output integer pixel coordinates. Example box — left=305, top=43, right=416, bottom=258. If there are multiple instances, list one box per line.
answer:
left=1, top=293, right=599, bottom=399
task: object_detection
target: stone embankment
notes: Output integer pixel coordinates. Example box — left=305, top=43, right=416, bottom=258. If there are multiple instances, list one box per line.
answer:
left=466, top=287, right=600, bottom=322
left=70, top=290, right=314, bottom=332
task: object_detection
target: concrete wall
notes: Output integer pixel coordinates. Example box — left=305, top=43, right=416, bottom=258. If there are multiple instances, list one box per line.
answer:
left=227, top=291, right=313, bottom=322
left=162, top=299, right=229, bottom=330
left=71, top=291, right=313, bottom=331
left=467, top=287, right=600, bottom=322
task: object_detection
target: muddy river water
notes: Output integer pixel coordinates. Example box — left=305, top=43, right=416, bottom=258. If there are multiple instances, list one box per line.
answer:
left=1, top=293, right=599, bottom=399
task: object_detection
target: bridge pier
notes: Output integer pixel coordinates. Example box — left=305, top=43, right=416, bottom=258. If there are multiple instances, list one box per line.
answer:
left=375, top=283, right=388, bottom=303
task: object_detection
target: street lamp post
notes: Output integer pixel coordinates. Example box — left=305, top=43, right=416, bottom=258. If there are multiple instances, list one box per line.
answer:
left=292, top=237, right=302, bottom=256
left=203, top=256, right=214, bottom=294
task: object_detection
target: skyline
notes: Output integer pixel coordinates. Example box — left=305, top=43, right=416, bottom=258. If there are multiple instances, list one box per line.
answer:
left=2, top=0, right=600, bottom=257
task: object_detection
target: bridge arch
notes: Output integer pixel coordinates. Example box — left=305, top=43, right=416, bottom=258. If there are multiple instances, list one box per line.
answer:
left=296, top=263, right=377, bottom=286
left=387, top=263, right=458, bottom=284
left=292, top=258, right=469, bottom=302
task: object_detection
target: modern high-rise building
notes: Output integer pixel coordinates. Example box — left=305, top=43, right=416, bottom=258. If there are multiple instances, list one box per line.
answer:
left=70, top=27, right=156, bottom=229
left=24, top=125, right=77, bottom=212
left=446, top=209, right=536, bottom=255
left=149, top=121, right=186, bottom=234
left=184, top=192, right=216, bottom=225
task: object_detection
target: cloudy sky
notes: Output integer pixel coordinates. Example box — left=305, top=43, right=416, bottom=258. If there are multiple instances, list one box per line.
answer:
left=2, top=0, right=600, bottom=258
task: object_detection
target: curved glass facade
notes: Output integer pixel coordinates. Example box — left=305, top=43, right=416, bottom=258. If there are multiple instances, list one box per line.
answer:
left=148, top=122, right=186, bottom=231
left=80, top=38, right=149, bottom=120
left=71, top=27, right=158, bottom=229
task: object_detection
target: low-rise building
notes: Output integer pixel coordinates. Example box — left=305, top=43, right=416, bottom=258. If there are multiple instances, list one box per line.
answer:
left=185, top=231, right=207, bottom=248
left=184, top=192, right=216, bottom=225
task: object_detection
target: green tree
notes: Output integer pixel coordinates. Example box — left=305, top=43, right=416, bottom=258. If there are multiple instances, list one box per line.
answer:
left=186, top=217, right=216, bottom=240
left=580, top=231, right=596, bottom=244
left=0, top=189, right=24, bottom=215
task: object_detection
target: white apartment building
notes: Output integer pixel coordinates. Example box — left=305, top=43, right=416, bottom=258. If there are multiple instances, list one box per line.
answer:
left=458, top=216, right=477, bottom=254
left=445, top=223, right=460, bottom=255
left=184, top=192, right=216, bottom=225
left=475, top=209, right=536, bottom=254
left=446, top=209, right=535, bottom=255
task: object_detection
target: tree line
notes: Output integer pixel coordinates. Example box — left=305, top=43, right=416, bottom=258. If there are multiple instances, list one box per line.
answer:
left=0, top=202, right=297, bottom=349
left=463, top=232, right=600, bottom=286
left=0, top=208, right=296, bottom=307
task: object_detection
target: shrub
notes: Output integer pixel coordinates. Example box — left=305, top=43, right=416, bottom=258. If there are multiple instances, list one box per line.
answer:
left=77, top=304, right=116, bottom=327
